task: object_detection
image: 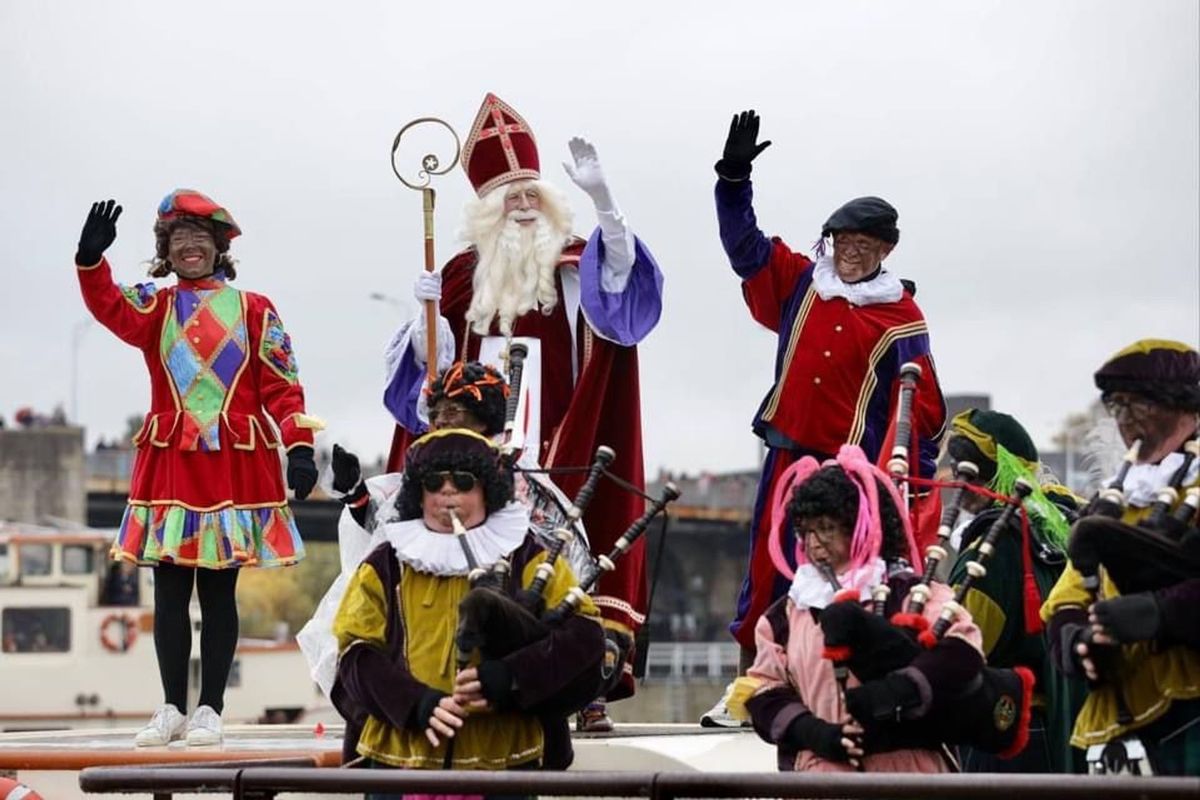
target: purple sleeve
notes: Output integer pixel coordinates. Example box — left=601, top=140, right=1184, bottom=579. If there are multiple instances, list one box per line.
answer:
left=578, top=228, right=663, bottom=346
left=715, top=178, right=774, bottom=279
left=382, top=346, right=428, bottom=434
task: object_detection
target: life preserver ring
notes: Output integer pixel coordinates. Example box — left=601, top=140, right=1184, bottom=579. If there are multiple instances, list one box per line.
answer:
left=99, top=613, right=138, bottom=653
left=0, top=776, right=45, bottom=799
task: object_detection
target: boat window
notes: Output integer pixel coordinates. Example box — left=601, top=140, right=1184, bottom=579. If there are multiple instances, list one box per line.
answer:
left=17, top=543, right=52, bottom=577
left=62, top=544, right=95, bottom=575
left=2, top=607, right=71, bottom=653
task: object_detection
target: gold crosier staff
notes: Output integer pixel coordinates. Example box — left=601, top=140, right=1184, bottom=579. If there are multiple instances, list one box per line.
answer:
left=390, top=118, right=462, bottom=383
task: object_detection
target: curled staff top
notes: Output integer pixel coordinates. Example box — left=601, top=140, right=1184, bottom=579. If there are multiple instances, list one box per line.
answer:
left=391, top=117, right=462, bottom=190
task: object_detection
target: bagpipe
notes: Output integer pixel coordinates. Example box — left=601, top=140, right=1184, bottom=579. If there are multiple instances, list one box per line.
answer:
left=797, top=363, right=1036, bottom=757
left=451, top=340, right=681, bottom=697
left=1067, top=437, right=1200, bottom=598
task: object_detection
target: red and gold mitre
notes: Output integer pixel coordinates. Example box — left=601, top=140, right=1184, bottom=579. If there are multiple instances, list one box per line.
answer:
left=461, top=93, right=540, bottom=197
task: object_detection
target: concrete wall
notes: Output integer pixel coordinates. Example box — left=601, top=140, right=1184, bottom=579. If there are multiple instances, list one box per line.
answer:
left=0, top=427, right=86, bottom=524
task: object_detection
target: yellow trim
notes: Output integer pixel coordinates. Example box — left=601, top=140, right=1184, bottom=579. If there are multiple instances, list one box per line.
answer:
left=76, top=260, right=103, bottom=271
left=285, top=440, right=313, bottom=453
left=846, top=320, right=928, bottom=445
left=289, top=412, right=327, bottom=431
left=1106, top=338, right=1197, bottom=362
left=147, top=412, right=180, bottom=448
left=411, top=426, right=498, bottom=451
left=949, top=410, right=1038, bottom=472
left=126, top=498, right=290, bottom=512
left=761, top=286, right=818, bottom=422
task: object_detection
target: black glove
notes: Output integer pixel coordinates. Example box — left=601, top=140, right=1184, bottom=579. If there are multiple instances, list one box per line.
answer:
left=1092, top=593, right=1162, bottom=644
left=476, top=659, right=517, bottom=711
left=715, top=110, right=772, bottom=181
left=408, top=687, right=447, bottom=732
left=287, top=445, right=318, bottom=500
left=845, top=672, right=923, bottom=724
left=330, top=443, right=362, bottom=494
left=76, top=199, right=123, bottom=267
left=784, top=713, right=850, bottom=762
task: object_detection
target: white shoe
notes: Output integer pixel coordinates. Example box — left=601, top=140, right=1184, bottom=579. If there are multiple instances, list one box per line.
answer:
left=134, top=703, right=187, bottom=746
left=185, top=704, right=224, bottom=746
left=699, top=683, right=750, bottom=728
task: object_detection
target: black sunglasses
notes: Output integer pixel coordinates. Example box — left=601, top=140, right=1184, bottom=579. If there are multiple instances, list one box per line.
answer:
left=421, top=471, right=478, bottom=493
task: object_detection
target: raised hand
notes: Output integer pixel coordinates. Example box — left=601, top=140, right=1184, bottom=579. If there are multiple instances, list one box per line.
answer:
left=562, top=137, right=612, bottom=206
left=716, top=110, right=772, bottom=180
left=330, top=443, right=362, bottom=494
left=76, top=199, right=123, bottom=266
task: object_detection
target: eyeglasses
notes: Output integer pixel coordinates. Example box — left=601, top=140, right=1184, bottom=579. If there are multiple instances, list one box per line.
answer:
left=796, top=518, right=847, bottom=548
left=1101, top=394, right=1158, bottom=420
left=421, top=471, right=478, bottom=493
left=832, top=234, right=881, bottom=254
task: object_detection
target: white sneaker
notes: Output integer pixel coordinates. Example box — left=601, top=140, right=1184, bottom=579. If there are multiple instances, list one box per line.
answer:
left=134, top=703, right=187, bottom=746
left=185, top=704, right=224, bottom=746
left=699, top=682, right=750, bottom=728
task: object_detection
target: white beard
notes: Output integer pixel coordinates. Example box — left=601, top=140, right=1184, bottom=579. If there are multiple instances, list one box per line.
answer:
left=465, top=211, right=570, bottom=337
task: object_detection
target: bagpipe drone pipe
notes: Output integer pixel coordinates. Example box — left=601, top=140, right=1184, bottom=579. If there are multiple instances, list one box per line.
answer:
left=808, top=363, right=1036, bottom=757
left=451, top=342, right=681, bottom=700
left=1067, top=437, right=1200, bottom=598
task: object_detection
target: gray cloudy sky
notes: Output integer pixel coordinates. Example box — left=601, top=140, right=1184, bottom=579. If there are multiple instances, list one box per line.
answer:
left=2, top=0, right=1197, bottom=475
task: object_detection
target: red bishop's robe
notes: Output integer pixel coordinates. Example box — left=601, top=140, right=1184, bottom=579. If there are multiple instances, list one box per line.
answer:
left=387, top=238, right=653, bottom=699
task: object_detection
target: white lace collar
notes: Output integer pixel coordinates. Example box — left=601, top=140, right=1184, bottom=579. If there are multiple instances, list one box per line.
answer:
left=1114, top=453, right=1200, bottom=508
left=811, top=255, right=904, bottom=306
left=380, top=502, right=530, bottom=576
left=787, top=558, right=887, bottom=610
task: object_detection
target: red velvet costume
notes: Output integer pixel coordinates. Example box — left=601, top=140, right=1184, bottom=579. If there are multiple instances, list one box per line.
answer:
left=78, top=258, right=314, bottom=567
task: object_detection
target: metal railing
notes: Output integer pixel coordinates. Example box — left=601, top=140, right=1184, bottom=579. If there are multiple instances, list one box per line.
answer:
left=78, top=766, right=1200, bottom=800
left=642, top=642, right=739, bottom=680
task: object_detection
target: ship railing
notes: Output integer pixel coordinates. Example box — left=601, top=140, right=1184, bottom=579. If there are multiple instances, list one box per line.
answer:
left=79, top=766, right=1200, bottom=800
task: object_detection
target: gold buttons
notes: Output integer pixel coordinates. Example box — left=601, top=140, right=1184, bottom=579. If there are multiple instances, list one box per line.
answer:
left=814, top=377, right=822, bottom=385
left=835, top=325, right=843, bottom=332
left=192, top=337, right=201, bottom=344
left=824, top=350, right=832, bottom=358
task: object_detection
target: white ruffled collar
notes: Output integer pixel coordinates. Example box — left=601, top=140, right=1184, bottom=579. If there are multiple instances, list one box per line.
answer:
left=1114, top=452, right=1200, bottom=508
left=787, top=558, right=887, bottom=610
left=811, top=255, right=904, bottom=306
left=380, top=502, right=530, bottom=576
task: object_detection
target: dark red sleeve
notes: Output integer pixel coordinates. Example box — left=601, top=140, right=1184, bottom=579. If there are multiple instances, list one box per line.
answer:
left=740, top=240, right=813, bottom=333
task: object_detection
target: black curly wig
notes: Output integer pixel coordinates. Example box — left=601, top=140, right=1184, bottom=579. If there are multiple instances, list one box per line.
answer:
left=787, top=465, right=909, bottom=562
left=397, top=431, right=514, bottom=522
left=427, top=361, right=508, bottom=437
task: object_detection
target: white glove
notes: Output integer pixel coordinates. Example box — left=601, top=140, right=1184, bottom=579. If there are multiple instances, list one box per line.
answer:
left=563, top=138, right=636, bottom=290
left=562, top=137, right=613, bottom=211
left=413, top=270, right=442, bottom=304
left=409, top=314, right=455, bottom=370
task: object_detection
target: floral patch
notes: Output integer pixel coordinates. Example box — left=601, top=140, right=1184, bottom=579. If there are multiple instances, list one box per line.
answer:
left=120, top=282, right=158, bottom=312
left=259, top=308, right=298, bottom=382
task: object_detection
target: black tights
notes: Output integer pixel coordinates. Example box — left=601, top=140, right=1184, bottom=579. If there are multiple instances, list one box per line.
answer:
left=153, top=563, right=239, bottom=714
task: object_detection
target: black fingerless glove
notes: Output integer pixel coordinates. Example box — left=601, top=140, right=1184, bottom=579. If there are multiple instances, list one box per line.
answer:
left=785, top=713, right=849, bottom=762
left=408, top=687, right=446, bottom=732
left=476, top=660, right=517, bottom=711
left=845, top=672, right=923, bottom=723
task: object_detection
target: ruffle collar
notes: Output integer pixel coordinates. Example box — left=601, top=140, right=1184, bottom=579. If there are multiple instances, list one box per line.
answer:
left=787, top=558, right=887, bottom=610
left=380, top=502, right=530, bottom=576
left=811, top=255, right=903, bottom=306
left=1116, top=452, right=1200, bottom=508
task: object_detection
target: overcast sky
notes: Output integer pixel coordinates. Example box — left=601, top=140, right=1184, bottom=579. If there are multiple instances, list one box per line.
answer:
left=2, top=0, right=1197, bottom=475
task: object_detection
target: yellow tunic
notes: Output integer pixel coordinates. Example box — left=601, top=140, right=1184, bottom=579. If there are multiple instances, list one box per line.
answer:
left=1040, top=483, right=1200, bottom=747
left=334, top=547, right=600, bottom=769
